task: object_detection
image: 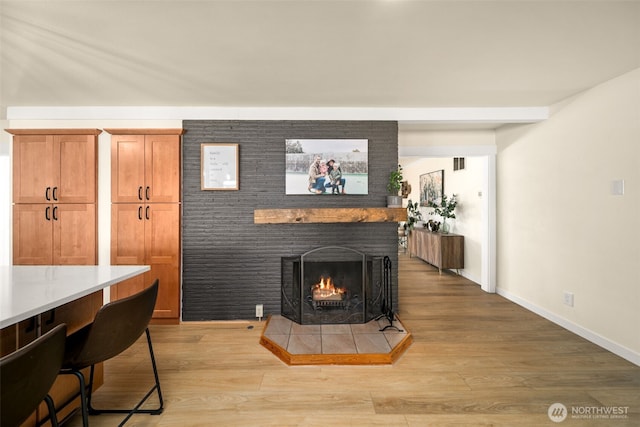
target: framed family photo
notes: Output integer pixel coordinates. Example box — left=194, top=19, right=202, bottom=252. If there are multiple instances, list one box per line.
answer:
left=285, top=139, right=368, bottom=195
left=420, top=169, right=444, bottom=207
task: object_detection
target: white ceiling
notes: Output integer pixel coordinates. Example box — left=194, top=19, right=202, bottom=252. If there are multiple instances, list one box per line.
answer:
left=1, top=0, right=639, bottom=127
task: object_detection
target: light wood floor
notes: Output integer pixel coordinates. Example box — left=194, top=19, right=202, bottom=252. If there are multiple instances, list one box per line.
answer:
left=66, top=253, right=640, bottom=426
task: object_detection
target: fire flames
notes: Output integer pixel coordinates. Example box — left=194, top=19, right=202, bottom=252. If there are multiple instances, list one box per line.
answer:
left=312, top=276, right=346, bottom=301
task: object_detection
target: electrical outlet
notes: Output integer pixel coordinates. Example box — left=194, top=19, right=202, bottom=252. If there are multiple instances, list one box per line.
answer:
left=563, top=292, right=574, bottom=307
left=256, top=304, right=264, bottom=318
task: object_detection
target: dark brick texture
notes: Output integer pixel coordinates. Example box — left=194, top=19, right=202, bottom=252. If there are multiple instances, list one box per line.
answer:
left=182, top=120, right=399, bottom=320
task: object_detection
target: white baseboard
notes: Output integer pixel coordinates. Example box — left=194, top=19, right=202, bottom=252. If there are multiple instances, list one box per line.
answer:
left=459, top=270, right=481, bottom=287
left=496, top=288, right=640, bottom=367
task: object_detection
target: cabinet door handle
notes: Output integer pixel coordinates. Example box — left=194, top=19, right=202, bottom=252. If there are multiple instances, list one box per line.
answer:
left=138, top=206, right=143, bottom=220
left=45, top=187, right=51, bottom=201
left=145, top=186, right=150, bottom=201
left=52, top=186, right=58, bottom=201
left=138, top=186, right=143, bottom=201
left=45, top=206, right=51, bottom=221
left=52, top=206, right=58, bottom=221
left=145, top=206, right=150, bottom=220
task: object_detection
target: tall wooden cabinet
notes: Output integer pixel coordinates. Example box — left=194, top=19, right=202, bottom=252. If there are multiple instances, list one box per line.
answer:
left=107, top=129, right=183, bottom=323
left=10, top=130, right=99, bottom=265
left=7, top=128, right=102, bottom=425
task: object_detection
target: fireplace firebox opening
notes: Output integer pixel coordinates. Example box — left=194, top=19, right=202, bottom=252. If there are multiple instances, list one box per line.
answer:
left=281, top=246, right=386, bottom=325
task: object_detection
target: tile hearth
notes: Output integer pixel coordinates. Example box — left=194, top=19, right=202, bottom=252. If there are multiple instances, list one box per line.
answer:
left=259, top=315, right=412, bottom=365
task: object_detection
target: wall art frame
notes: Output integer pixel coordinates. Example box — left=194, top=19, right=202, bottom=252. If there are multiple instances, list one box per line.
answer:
left=420, top=169, right=444, bottom=207
left=201, top=143, right=239, bottom=190
left=285, top=139, right=369, bottom=195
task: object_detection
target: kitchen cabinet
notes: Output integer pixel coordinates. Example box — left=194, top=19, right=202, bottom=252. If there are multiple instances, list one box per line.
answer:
left=8, top=129, right=99, bottom=266
left=110, top=203, right=180, bottom=320
left=107, top=129, right=183, bottom=323
left=110, top=132, right=181, bottom=203
left=12, top=203, right=96, bottom=265
left=10, top=130, right=98, bottom=204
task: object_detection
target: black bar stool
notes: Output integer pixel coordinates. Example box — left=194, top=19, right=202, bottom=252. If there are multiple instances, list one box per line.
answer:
left=59, top=279, right=163, bottom=426
left=1, top=323, right=67, bottom=427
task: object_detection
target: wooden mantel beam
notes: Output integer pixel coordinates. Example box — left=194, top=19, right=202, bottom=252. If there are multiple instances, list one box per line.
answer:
left=254, top=207, right=407, bottom=224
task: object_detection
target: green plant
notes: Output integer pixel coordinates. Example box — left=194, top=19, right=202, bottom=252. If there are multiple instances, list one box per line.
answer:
left=428, top=193, right=458, bottom=219
left=405, top=199, right=423, bottom=230
left=387, top=164, right=403, bottom=195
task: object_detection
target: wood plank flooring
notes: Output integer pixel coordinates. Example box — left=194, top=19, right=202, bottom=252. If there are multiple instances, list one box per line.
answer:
left=65, top=253, right=640, bottom=426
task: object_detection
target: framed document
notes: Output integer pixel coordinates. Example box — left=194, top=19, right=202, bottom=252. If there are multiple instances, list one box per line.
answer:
left=201, top=143, right=239, bottom=190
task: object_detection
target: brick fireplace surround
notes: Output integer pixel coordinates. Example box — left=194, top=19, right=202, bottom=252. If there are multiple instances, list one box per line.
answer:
left=181, top=120, right=400, bottom=322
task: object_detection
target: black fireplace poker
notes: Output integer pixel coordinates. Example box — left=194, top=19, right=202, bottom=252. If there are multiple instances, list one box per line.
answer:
left=377, top=256, right=403, bottom=332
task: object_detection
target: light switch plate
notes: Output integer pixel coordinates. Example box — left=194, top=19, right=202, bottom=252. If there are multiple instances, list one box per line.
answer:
left=563, top=292, right=574, bottom=307
left=611, top=179, right=625, bottom=195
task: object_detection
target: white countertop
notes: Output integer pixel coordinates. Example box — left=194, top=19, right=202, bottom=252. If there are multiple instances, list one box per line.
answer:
left=0, top=265, right=150, bottom=328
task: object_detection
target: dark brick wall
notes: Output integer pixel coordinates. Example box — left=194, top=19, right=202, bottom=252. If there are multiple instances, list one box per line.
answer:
left=181, top=120, right=399, bottom=321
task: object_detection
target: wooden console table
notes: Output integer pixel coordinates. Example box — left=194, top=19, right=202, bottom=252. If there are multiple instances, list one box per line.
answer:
left=407, top=228, right=464, bottom=273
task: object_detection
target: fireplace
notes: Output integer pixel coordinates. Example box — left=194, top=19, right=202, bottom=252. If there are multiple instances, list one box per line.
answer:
left=281, top=246, right=384, bottom=325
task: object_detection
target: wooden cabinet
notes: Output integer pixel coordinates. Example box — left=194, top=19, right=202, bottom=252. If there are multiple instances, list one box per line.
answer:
left=110, top=133, right=181, bottom=203
left=11, top=131, right=98, bottom=204
left=13, top=203, right=96, bottom=265
left=8, top=129, right=99, bottom=267
left=408, top=228, right=464, bottom=273
left=107, top=129, right=183, bottom=324
left=111, top=203, right=180, bottom=320
left=0, top=318, right=36, bottom=358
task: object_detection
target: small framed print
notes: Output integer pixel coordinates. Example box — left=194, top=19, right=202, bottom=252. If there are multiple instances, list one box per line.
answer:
left=201, top=143, right=239, bottom=190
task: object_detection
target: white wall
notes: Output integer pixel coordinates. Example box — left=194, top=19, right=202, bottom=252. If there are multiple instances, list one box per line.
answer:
left=496, top=68, right=640, bottom=364
left=400, top=129, right=495, bottom=148
left=0, top=121, right=10, bottom=265
left=400, top=156, right=485, bottom=285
